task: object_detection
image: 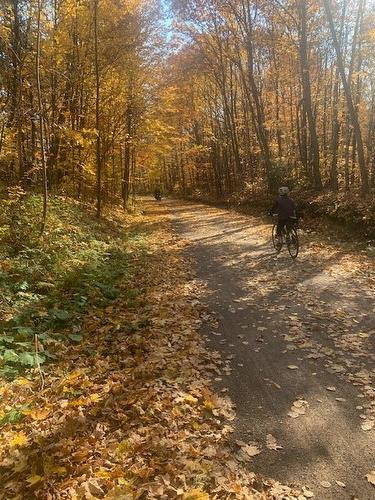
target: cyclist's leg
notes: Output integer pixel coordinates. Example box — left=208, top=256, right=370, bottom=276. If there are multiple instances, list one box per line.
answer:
left=285, top=218, right=295, bottom=237
left=277, top=220, right=286, bottom=236
left=286, top=218, right=294, bottom=230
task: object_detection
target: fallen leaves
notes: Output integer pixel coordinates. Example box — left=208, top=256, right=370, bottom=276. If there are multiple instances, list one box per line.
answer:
left=301, top=486, right=314, bottom=497
left=326, top=386, right=336, bottom=392
left=335, top=480, right=346, bottom=488
left=242, top=443, right=261, bottom=457
left=235, top=441, right=262, bottom=463
left=266, top=434, right=283, bottom=451
left=16, top=378, right=33, bottom=388
left=182, top=489, right=210, bottom=500
left=26, top=474, right=44, bottom=486
left=79, top=478, right=105, bottom=498
left=366, top=471, right=375, bottom=486
left=263, top=378, right=281, bottom=389
left=288, top=399, right=308, bottom=418
left=185, top=394, right=198, bottom=404
left=9, top=432, right=28, bottom=447
left=361, top=420, right=374, bottom=431
left=28, top=407, right=52, bottom=421
left=320, top=480, right=331, bottom=488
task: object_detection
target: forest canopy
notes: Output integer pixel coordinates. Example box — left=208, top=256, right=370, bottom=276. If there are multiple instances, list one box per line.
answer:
left=1, top=0, right=375, bottom=214
left=164, top=0, right=375, bottom=199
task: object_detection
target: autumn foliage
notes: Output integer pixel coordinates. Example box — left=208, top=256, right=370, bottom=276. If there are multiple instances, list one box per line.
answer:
left=159, top=0, right=375, bottom=202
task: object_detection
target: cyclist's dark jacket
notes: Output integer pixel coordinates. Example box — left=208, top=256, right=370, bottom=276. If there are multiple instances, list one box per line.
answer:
left=270, top=196, right=296, bottom=220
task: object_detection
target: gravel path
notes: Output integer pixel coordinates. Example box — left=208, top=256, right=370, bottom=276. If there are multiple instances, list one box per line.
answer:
left=169, top=199, right=375, bottom=500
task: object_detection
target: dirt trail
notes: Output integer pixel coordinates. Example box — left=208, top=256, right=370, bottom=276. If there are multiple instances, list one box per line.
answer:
left=169, top=199, right=375, bottom=500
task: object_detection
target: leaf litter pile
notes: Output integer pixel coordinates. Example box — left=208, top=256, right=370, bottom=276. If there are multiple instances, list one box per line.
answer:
left=0, top=200, right=303, bottom=499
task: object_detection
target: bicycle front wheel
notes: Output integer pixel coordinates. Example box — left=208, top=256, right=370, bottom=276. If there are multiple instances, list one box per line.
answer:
left=272, top=224, right=282, bottom=253
left=287, top=228, right=299, bottom=259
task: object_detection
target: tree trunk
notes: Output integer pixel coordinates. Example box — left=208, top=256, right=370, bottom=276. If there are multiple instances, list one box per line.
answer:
left=36, top=0, right=48, bottom=234
left=10, top=0, right=25, bottom=181
left=367, top=93, right=375, bottom=187
left=323, top=0, right=369, bottom=194
left=297, top=0, right=322, bottom=190
left=330, top=74, right=340, bottom=191
left=93, top=0, right=102, bottom=217
left=122, top=102, right=133, bottom=208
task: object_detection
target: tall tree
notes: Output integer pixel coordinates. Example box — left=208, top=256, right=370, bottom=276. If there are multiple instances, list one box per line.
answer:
left=93, top=0, right=101, bottom=217
left=297, top=0, right=322, bottom=190
left=323, top=0, right=369, bottom=194
left=36, top=0, right=48, bottom=233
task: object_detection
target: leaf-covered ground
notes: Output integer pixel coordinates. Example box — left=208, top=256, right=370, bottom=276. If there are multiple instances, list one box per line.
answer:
left=0, top=198, right=301, bottom=499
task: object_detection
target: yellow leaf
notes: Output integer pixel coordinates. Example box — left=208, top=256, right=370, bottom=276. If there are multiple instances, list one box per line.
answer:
left=185, top=394, right=198, bottom=404
left=81, top=379, right=93, bottom=388
left=10, top=432, right=28, bottom=447
left=95, top=469, right=112, bottom=479
left=64, top=370, right=84, bottom=386
left=90, top=393, right=102, bottom=403
left=116, top=440, right=132, bottom=455
left=29, top=407, right=52, bottom=421
left=26, top=474, right=43, bottom=486
left=68, top=398, right=86, bottom=407
left=63, top=385, right=78, bottom=395
left=203, top=400, right=214, bottom=411
left=50, top=466, right=67, bottom=476
left=183, top=489, right=209, bottom=500
left=16, top=377, right=32, bottom=387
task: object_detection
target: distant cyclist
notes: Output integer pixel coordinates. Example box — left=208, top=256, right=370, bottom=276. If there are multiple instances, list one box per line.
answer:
left=269, top=187, right=297, bottom=236
left=154, top=187, right=162, bottom=201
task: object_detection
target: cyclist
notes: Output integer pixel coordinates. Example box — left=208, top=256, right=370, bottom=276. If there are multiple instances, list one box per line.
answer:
left=269, top=186, right=297, bottom=237
left=154, top=187, right=162, bottom=201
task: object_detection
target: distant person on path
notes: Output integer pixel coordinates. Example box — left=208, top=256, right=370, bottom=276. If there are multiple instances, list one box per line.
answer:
left=154, top=187, right=162, bottom=201
left=269, top=187, right=297, bottom=236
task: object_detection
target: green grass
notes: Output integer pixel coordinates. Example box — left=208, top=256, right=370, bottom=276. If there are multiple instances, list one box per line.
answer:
left=0, top=194, right=144, bottom=379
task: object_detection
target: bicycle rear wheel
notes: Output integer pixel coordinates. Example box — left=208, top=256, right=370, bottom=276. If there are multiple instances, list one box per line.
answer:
left=272, top=224, right=283, bottom=253
left=287, top=228, right=299, bottom=259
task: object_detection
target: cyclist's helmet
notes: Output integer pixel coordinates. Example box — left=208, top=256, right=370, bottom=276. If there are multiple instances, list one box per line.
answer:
left=278, top=186, right=290, bottom=196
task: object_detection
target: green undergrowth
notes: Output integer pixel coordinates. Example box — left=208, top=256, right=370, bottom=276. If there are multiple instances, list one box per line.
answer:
left=0, top=194, right=145, bottom=380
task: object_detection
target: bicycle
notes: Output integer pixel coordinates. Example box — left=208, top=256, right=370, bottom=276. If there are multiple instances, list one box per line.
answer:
left=271, top=215, right=299, bottom=259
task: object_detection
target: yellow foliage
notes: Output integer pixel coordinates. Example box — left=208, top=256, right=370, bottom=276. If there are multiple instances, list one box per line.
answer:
left=10, top=432, right=28, bottom=448
left=185, top=394, right=198, bottom=404
left=182, top=489, right=209, bottom=500
left=26, top=474, right=43, bottom=486
left=89, top=393, right=102, bottom=403
left=28, top=407, right=52, bottom=421
left=16, top=378, right=32, bottom=388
